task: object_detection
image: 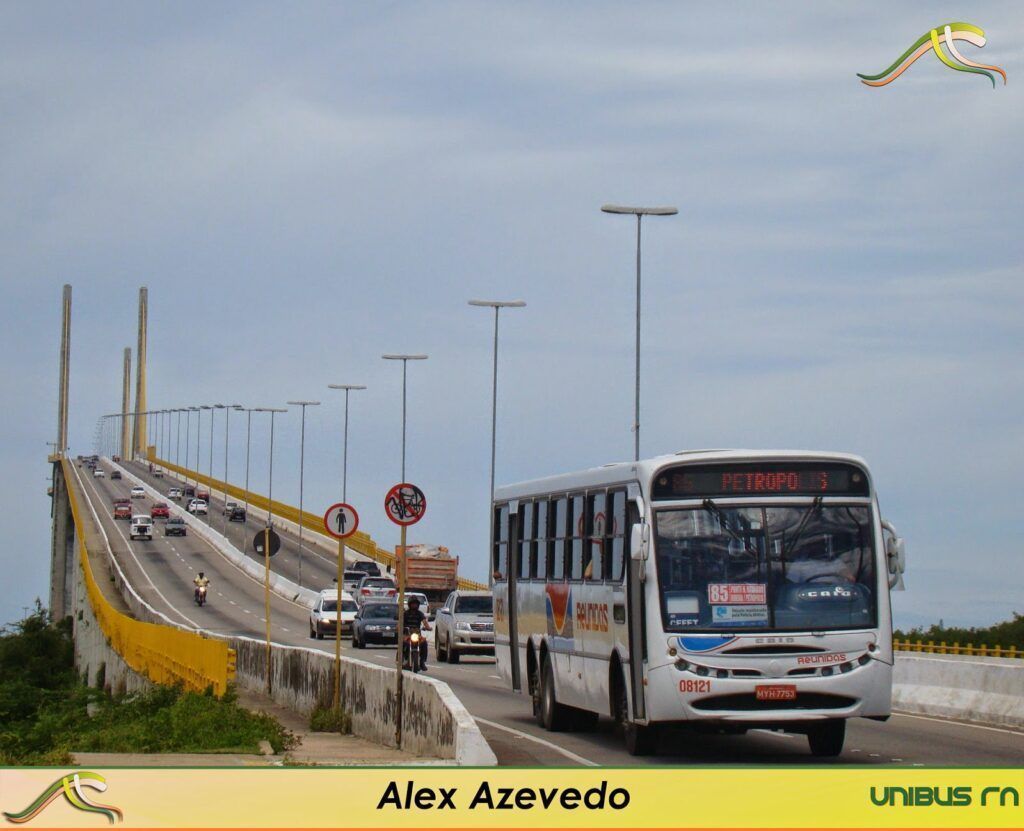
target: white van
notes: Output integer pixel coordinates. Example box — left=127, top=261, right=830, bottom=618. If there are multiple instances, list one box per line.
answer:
left=129, top=515, right=153, bottom=541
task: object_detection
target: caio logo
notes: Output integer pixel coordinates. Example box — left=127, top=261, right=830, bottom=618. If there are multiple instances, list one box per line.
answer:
left=3, top=772, right=122, bottom=825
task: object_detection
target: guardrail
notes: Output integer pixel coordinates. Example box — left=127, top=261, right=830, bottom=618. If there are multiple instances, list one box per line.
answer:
left=148, top=455, right=488, bottom=591
left=62, top=459, right=236, bottom=695
left=894, top=639, right=1022, bottom=659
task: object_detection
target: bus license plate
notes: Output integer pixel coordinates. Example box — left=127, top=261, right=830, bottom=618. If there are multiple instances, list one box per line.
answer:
left=755, top=684, right=797, bottom=701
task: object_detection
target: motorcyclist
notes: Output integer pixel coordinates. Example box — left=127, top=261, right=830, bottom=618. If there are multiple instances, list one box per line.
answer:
left=193, top=572, right=210, bottom=601
left=403, top=596, right=430, bottom=670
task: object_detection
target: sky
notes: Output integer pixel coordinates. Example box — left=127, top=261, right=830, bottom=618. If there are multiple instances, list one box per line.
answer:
left=2, top=2, right=1022, bottom=630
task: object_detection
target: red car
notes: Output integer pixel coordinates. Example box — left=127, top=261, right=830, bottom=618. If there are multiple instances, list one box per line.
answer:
left=150, top=502, right=171, bottom=519
left=113, top=500, right=131, bottom=520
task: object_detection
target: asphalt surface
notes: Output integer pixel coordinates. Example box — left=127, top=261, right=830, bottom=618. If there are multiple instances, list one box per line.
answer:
left=75, top=459, right=1024, bottom=767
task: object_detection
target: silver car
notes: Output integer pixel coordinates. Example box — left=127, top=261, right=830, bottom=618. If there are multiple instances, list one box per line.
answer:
left=434, top=590, right=494, bottom=663
left=355, top=574, right=397, bottom=606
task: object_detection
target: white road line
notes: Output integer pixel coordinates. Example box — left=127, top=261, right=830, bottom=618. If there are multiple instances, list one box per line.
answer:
left=472, top=717, right=599, bottom=767
left=243, top=609, right=251, bottom=614
left=892, top=712, right=1024, bottom=737
left=229, top=600, right=237, bottom=606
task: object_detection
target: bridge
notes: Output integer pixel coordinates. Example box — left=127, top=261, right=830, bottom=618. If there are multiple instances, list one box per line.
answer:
left=46, top=284, right=1023, bottom=765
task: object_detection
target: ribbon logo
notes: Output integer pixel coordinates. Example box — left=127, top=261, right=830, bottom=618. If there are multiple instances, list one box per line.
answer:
left=859, top=22, right=1006, bottom=88
left=3, top=772, right=123, bottom=825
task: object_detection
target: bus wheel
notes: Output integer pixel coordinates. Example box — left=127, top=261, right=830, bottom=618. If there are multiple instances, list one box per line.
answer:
left=539, top=657, right=571, bottom=732
left=615, top=670, right=655, bottom=755
left=807, top=719, right=845, bottom=757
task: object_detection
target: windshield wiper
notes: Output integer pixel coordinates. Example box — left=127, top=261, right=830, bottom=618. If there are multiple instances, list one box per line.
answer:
left=777, top=496, right=823, bottom=578
left=701, top=499, right=762, bottom=560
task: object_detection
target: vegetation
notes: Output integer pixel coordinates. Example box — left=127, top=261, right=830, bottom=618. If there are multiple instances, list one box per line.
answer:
left=309, top=705, right=351, bottom=734
left=895, top=612, right=1024, bottom=651
left=0, top=604, right=294, bottom=764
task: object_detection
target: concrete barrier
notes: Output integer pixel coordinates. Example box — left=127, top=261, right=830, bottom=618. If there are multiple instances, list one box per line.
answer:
left=231, top=637, right=495, bottom=764
left=893, top=651, right=1024, bottom=729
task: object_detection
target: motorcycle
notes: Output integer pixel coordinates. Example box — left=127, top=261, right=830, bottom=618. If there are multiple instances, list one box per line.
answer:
left=194, top=585, right=208, bottom=607
left=402, top=625, right=425, bottom=673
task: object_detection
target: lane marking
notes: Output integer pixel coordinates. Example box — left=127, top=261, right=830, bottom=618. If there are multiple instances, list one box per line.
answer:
left=893, top=712, right=1024, bottom=737
left=472, top=717, right=599, bottom=767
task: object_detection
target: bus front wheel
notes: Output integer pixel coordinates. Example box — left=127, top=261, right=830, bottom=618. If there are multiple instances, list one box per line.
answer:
left=614, top=669, right=655, bottom=755
left=807, top=719, right=846, bottom=757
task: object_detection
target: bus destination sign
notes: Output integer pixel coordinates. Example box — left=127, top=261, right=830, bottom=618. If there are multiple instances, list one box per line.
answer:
left=652, top=462, right=870, bottom=500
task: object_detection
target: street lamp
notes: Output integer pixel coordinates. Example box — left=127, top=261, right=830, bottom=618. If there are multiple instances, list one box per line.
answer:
left=254, top=406, right=287, bottom=695
left=327, top=384, right=365, bottom=709
left=381, top=354, right=428, bottom=482
left=286, top=400, right=321, bottom=588
left=186, top=407, right=200, bottom=491
left=601, top=203, right=678, bottom=461
left=220, top=404, right=241, bottom=535
left=236, top=406, right=257, bottom=550
left=468, top=299, right=526, bottom=572
left=381, top=352, right=427, bottom=746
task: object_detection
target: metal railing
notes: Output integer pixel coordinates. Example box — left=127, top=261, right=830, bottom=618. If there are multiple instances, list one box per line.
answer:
left=62, top=459, right=236, bottom=694
left=894, top=639, right=1022, bottom=659
left=150, top=454, right=488, bottom=591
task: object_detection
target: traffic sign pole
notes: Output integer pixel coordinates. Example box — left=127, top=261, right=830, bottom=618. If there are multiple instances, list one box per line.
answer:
left=264, top=526, right=272, bottom=695
left=395, top=524, right=406, bottom=746
left=322, top=502, right=359, bottom=712
left=335, top=535, right=344, bottom=710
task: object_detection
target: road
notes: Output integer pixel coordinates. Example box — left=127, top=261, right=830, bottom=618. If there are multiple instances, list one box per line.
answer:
left=75, top=459, right=1024, bottom=766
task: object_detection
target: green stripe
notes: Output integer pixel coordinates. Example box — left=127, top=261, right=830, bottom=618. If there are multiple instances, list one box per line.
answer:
left=857, top=22, right=986, bottom=81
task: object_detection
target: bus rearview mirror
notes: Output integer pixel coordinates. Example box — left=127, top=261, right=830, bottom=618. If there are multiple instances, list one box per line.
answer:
left=630, top=522, right=649, bottom=561
left=885, top=534, right=906, bottom=591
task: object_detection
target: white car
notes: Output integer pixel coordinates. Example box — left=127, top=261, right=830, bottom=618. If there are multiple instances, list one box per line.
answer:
left=222, top=501, right=239, bottom=516
left=167, top=487, right=182, bottom=500
left=309, top=590, right=358, bottom=640
left=129, top=515, right=153, bottom=541
left=187, top=499, right=208, bottom=515
left=404, top=591, right=430, bottom=619
left=130, top=485, right=145, bottom=498
left=93, top=468, right=105, bottom=478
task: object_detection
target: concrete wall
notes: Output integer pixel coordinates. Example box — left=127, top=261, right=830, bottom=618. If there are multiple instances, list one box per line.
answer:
left=230, top=637, right=493, bottom=764
left=893, top=651, right=1024, bottom=729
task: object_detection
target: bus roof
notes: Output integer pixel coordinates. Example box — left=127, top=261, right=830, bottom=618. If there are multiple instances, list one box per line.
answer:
left=493, top=449, right=871, bottom=501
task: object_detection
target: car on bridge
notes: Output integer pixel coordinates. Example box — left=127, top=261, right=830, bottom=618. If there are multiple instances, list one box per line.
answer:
left=153, top=469, right=163, bottom=478
left=222, top=501, right=239, bottom=515
left=187, top=498, right=208, bottom=515
left=341, top=570, right=364, bottom=593
left=129, top=515, right=153, bottom=541
left=167, top=487, right=182, bottom=501
left=434, top=590, right=494, bottom=663
left=228, top=505, right=247, bottom=522
left=351, top=601, right=399, bottom=648
left=350, top=560, right=382, bottom=577
left=113, top=500, right=132, bottom=520
left=130, top=485, right=145, bottom=498
left=93, top=468, right=105, bottom=478
left=164, top=516, right=187, bottom=537
left=356, top=575, right=397, bottom=606
left=150, top=502, right=170, bottom=519
left=110, top=470, right=122, bottom=480
left=309, top=590, right=358, bottom=640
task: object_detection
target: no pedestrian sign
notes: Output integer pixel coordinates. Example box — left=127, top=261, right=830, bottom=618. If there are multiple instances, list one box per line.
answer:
left=384, top=483, right=426, bottom=526
left=324, top=503, right=359, bottom=539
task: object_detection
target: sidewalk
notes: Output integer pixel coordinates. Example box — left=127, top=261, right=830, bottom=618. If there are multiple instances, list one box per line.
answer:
left=73, top=689, right=444, bottom=767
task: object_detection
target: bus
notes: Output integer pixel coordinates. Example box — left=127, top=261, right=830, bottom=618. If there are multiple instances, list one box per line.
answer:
left=492, top=450, right=906, bottom=757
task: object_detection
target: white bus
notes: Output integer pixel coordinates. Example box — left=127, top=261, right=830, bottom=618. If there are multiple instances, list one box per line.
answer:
left=492, top=450, right=906, bottom=757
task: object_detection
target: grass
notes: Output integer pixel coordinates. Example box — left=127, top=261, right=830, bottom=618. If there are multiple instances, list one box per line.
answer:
left=0, top=604, right=295, bottom=764
left=309, top=705, right=351, bottom=734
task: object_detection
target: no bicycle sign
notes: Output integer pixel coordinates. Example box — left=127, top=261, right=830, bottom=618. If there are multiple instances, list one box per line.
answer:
left=384, top=483, right=426, bottom=526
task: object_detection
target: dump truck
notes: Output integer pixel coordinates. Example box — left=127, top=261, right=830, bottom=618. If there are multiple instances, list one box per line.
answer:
left=395, top=544, right=459, bottom=605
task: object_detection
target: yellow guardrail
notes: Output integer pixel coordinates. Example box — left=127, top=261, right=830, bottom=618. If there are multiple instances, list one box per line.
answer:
left=62, top=459, right=236, bottom=694
left=894, top=639, right=1022, bottom=659
left=149, top=454, right=488, bottom=591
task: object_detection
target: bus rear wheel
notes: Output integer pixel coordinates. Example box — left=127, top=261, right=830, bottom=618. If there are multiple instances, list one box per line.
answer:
left=539, top=657, right=571, bottom=732
left=807, top=719, right=846, bottom=757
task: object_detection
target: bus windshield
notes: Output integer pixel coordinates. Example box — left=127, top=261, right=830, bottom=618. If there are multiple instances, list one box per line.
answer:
left=655, top=504, right=876, bottom=632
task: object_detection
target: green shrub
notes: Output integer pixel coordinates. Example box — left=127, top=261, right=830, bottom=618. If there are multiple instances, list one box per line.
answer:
left=310, top=706, right=351, bottom=734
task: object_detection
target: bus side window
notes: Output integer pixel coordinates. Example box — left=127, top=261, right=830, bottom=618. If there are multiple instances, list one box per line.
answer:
left=552, top=497, right=568, bottom=580
left=586, top=491, right=606, bottom=581
left=533, top=500, right=549, bottom=579
left=570, top=494, right=584, bottom=580
left=518, top=502, right=533, bottom=580
left=493, top=503, right=509, bottom=580
left=608, top=490, right=628, bottom=582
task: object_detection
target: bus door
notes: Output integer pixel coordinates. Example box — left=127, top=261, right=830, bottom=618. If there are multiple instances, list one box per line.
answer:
left=626, top=487, right=647, bottom=720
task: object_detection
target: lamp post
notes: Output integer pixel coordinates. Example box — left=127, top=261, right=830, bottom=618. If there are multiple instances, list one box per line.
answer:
left=468, top=298, right=526, bottom=584
left=209, top=405, right=224, bottom=521
left=221, top=404, right=242, bottom=535
left=600, top=203, right=678, bottom=461
left=254, top=406, right=287, bottom=695
left=186, top=407, right=200, bottom=492
left=327, top=383, right=366, bottom=709
left=286, top=400, right=321, bottom=588
left=381, top=352, right=427, bottom=746
left=237, top=407, right=256, bottom=550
